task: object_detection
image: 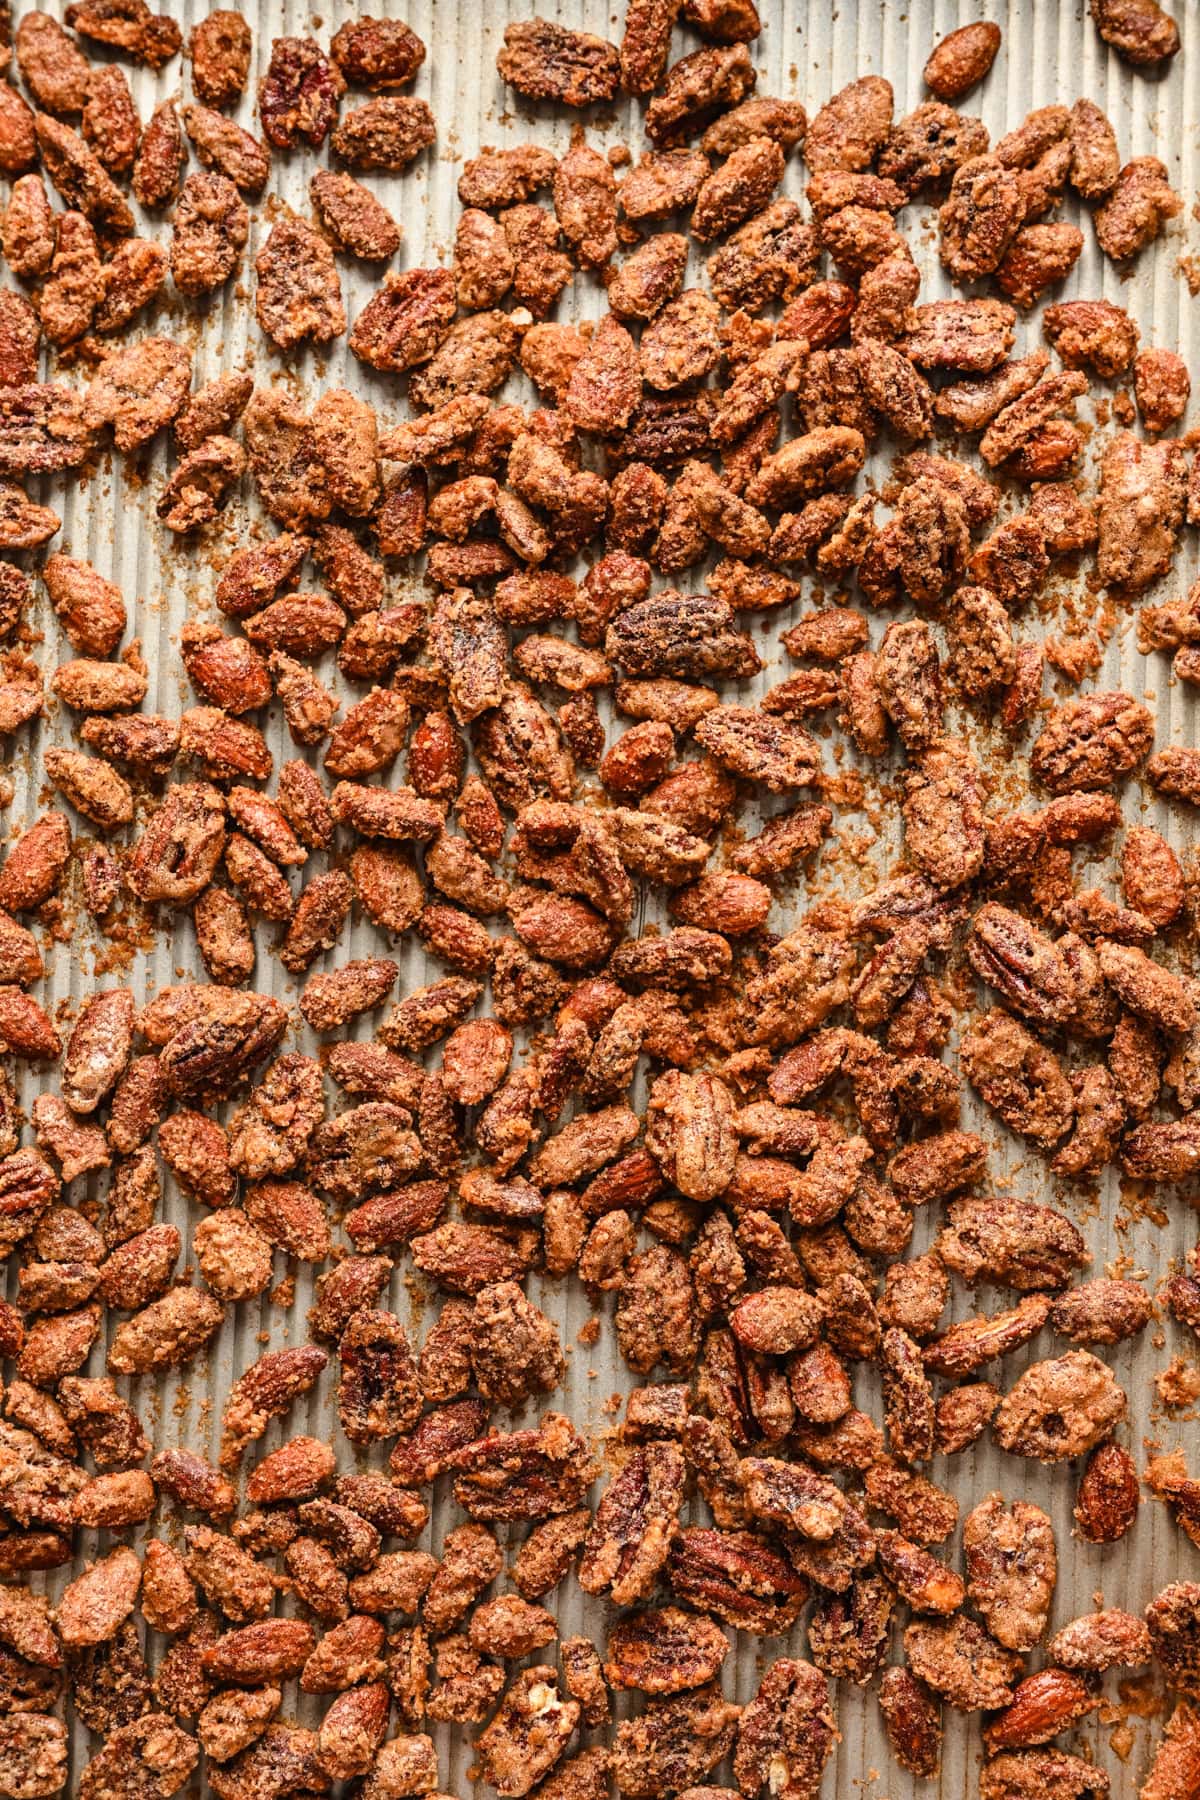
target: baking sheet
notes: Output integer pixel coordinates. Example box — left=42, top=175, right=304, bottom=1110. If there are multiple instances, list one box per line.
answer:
left=7, top=0, right=1200, bottom=1794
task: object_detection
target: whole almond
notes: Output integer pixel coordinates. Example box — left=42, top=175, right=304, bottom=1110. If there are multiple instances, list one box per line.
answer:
left=924, top=22, right=1002, bottom=99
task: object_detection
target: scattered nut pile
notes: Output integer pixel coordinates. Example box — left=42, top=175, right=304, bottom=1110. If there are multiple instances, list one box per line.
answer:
left=1, top=0, right=1200, bottom=1796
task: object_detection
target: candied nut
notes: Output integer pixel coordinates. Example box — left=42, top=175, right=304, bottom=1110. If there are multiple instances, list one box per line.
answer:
left=1095, top=155, right=1182, bottom=261
left=259, top=35, right=343, bottom=150
left=513, top=1510, right=591, bottom=1603
left=1049, top=1609, right=1152, bottom=1672
left=733, top=1659, right=836, bottom=1800
left=935, top=1196, right=1088, bottom=1292
left=615, top=1686, right=741, bottom=1798
left=905, top=1616, right=1021, bottom=1712
left=959, top=1009, right=1075, bottom=1147
left=605, top=1607, right=728, bottom=1695
left=1076, top=1442, right=1141, bottom=1544
left=56, top=1547, right=141, bottom=1649
left=476, top=1666, right=580, bottom=1797
left=331, top=17, right=425, bottom=89
left=877, top=1667, right=942, bottom=1777
left=0, top=29, right=1194, bottom=1800
left=984, top=1670, right=1100, bottom=1752
left=498, top=19, right=620, bottom=107
left=730, top=1287, right=823, bottom=1356
left=198, top=1685, right=282, bottom=1762
left=152, top=1449, right=237, bottom=1520
left=349, top=262, right=453, bottom=369
left=15, top=13, right=88, bottom=115
left=255, top=217, right=344, bottom=351
left=964, top=1495, right=1057, bottom=1651
left=940, top=155, right=1023, bottom=281
left=924, top=1296, right=1052, bottom=1381
left=874, top=1532, right=962, bottom=1616
left=65, top=1, right=180, bottom=66
left=981, top=1751, right=1111, bottom=1800
left=202, top=1619, right=316, bottom=1686
left=188, top=10, right=251, bottom=105
left=1096, top=434, right=1187, bottom=591
left=126, top=100, right=184, bottom=213
left=580, top=1442, right=683, bottom=1605
left=965, top=907, right=1078, bottom=1027
left=667, top=1526, right=807, bottom=1636
left=925, top=22, right=1001, bottom=98
left=739, top=1456, right=846, bottom=1543
left=467, top=1596, right=556, bottom=1663
left=1135, top=347, right=1190, bottom=432
left=1049, top=1279, right=1152, bottom=1346
left=1092, top=0, right=1180, bottom=65
left=994, top=1352, right=1126, bottom=1463
left=1064, top=97, right=1118, bottom=202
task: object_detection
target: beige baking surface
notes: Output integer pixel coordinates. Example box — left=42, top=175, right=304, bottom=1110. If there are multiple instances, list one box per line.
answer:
left=8, top=0, right=1200, bottom=1794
